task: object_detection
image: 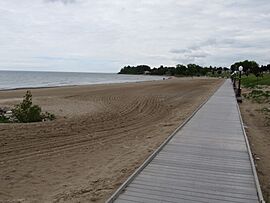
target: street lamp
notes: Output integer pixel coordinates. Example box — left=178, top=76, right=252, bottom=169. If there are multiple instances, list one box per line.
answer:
left=232, top=70, right=237, bottom=90
left=237, top=66, right=243, bottom=102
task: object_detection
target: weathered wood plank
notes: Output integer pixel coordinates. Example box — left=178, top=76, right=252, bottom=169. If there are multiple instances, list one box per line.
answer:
left=131, top=181, right=258, bottom=200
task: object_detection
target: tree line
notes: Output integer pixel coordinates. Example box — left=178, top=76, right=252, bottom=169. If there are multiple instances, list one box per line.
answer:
left=118, top=60, right=270, bottom=77
left=119, top=64, right=229, bottom=76
left=231, top=60, right=270, bottom=77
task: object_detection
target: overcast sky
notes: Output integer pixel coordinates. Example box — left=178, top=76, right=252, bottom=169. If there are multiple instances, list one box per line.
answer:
left=0, top=0, right=270, bottom=73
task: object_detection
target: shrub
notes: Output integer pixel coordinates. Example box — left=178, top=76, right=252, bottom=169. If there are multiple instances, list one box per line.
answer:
left=0, top=115, right=9, bottom=123
left=12, top=91, right=55, bottom=123
left=243, top=89, right=270, bottom=103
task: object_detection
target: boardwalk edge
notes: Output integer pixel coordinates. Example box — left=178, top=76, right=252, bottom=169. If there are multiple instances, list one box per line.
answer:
left=235, top=91, right=265, bottom=203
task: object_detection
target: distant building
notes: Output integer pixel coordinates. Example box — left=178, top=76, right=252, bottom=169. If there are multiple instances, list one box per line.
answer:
left=144, top=71, right=150, bottom=75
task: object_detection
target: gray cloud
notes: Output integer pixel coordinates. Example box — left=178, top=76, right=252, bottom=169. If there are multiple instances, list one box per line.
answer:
left=0, top=0, right=270, bottom=72
left=171, top=50, right=209, bottom=65
left=170, top=49, right=188, bottom=54
left=170, top=38, right=216, bottom=55
left=170, top=38, right=214, bottom=64
left=189, top=52, right=208, bottom=58
left=45, top=0, right=77, bottom=4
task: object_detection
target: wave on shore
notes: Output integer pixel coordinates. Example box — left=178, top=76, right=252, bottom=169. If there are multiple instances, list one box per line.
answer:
left=0, top=70, right=166, bottom=90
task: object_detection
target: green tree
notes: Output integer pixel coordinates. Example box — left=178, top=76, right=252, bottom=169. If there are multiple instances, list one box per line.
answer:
left=187, top=64, right=202, bottom=76
left=231, top=60, right=259, bottom=76
left=249, top=61, right=260, bottom=76
left=12, top=91, right=55, bottom=123
left=118, top=65, right=151, bottom=74
left=175, top=64, right=187, bottom=75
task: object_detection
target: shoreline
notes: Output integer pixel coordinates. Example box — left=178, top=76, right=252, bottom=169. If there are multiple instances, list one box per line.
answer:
left=0, top=76, right=218, bottom=92
left=0, top=77, right=169, bottom=92
left=0, top=71, right=169, bottom=92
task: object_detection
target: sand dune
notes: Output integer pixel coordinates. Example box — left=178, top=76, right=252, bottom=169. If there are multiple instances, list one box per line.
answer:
left=0, top=78, right=223, bottom=203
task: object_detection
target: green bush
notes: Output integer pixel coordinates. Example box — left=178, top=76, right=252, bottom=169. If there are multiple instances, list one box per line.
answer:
left=0, top=115, right=9, bottom=123
left=12, top=91, right=55, bottom=123
left=243, top=89, right=270, bottom=103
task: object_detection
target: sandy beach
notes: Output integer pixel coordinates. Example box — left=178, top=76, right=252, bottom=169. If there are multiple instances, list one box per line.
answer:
left=240, top=88, right=270, bottom=202
left=0, top=78, right=223, bottom=203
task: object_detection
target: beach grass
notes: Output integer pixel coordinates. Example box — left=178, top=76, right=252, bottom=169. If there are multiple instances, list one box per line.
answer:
left=242, top=73, right=270, bottom=88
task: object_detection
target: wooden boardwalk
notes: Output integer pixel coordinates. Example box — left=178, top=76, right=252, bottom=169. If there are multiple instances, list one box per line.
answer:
left=107, top=80, right=264, bottom=203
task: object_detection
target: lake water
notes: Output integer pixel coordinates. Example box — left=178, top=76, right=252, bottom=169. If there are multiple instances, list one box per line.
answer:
left=0, top=71, right=165, bottom=90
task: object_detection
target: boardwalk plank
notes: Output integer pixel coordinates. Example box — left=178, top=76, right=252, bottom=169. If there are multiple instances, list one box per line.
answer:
left=131, top=181, right=258, bottom=200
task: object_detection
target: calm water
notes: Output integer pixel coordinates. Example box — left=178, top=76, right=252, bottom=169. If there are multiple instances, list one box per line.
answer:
left=0, top=71, right=165, bottom=90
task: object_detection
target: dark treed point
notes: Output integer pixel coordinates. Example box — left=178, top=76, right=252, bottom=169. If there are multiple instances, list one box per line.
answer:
left=118, top=60, right=270, bottom=78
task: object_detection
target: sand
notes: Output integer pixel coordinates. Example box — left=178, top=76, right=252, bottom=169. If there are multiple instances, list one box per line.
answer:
left=240, top=89, right=270, bottom=202
left=0, top=78, right=223, bottom=203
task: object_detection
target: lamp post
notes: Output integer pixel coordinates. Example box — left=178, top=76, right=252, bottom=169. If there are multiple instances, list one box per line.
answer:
left=237, top=66, right=243, bottom=102
left=233, top=71, right=237, bottom=91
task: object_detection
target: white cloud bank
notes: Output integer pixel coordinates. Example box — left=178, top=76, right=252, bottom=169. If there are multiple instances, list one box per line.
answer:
left=0, top=0, right=270, bottom=72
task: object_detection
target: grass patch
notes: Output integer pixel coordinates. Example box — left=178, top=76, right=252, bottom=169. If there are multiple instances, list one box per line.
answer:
left=241, top=73, right=270, bottom=88
left=243, top=89, right=270, bottom=103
